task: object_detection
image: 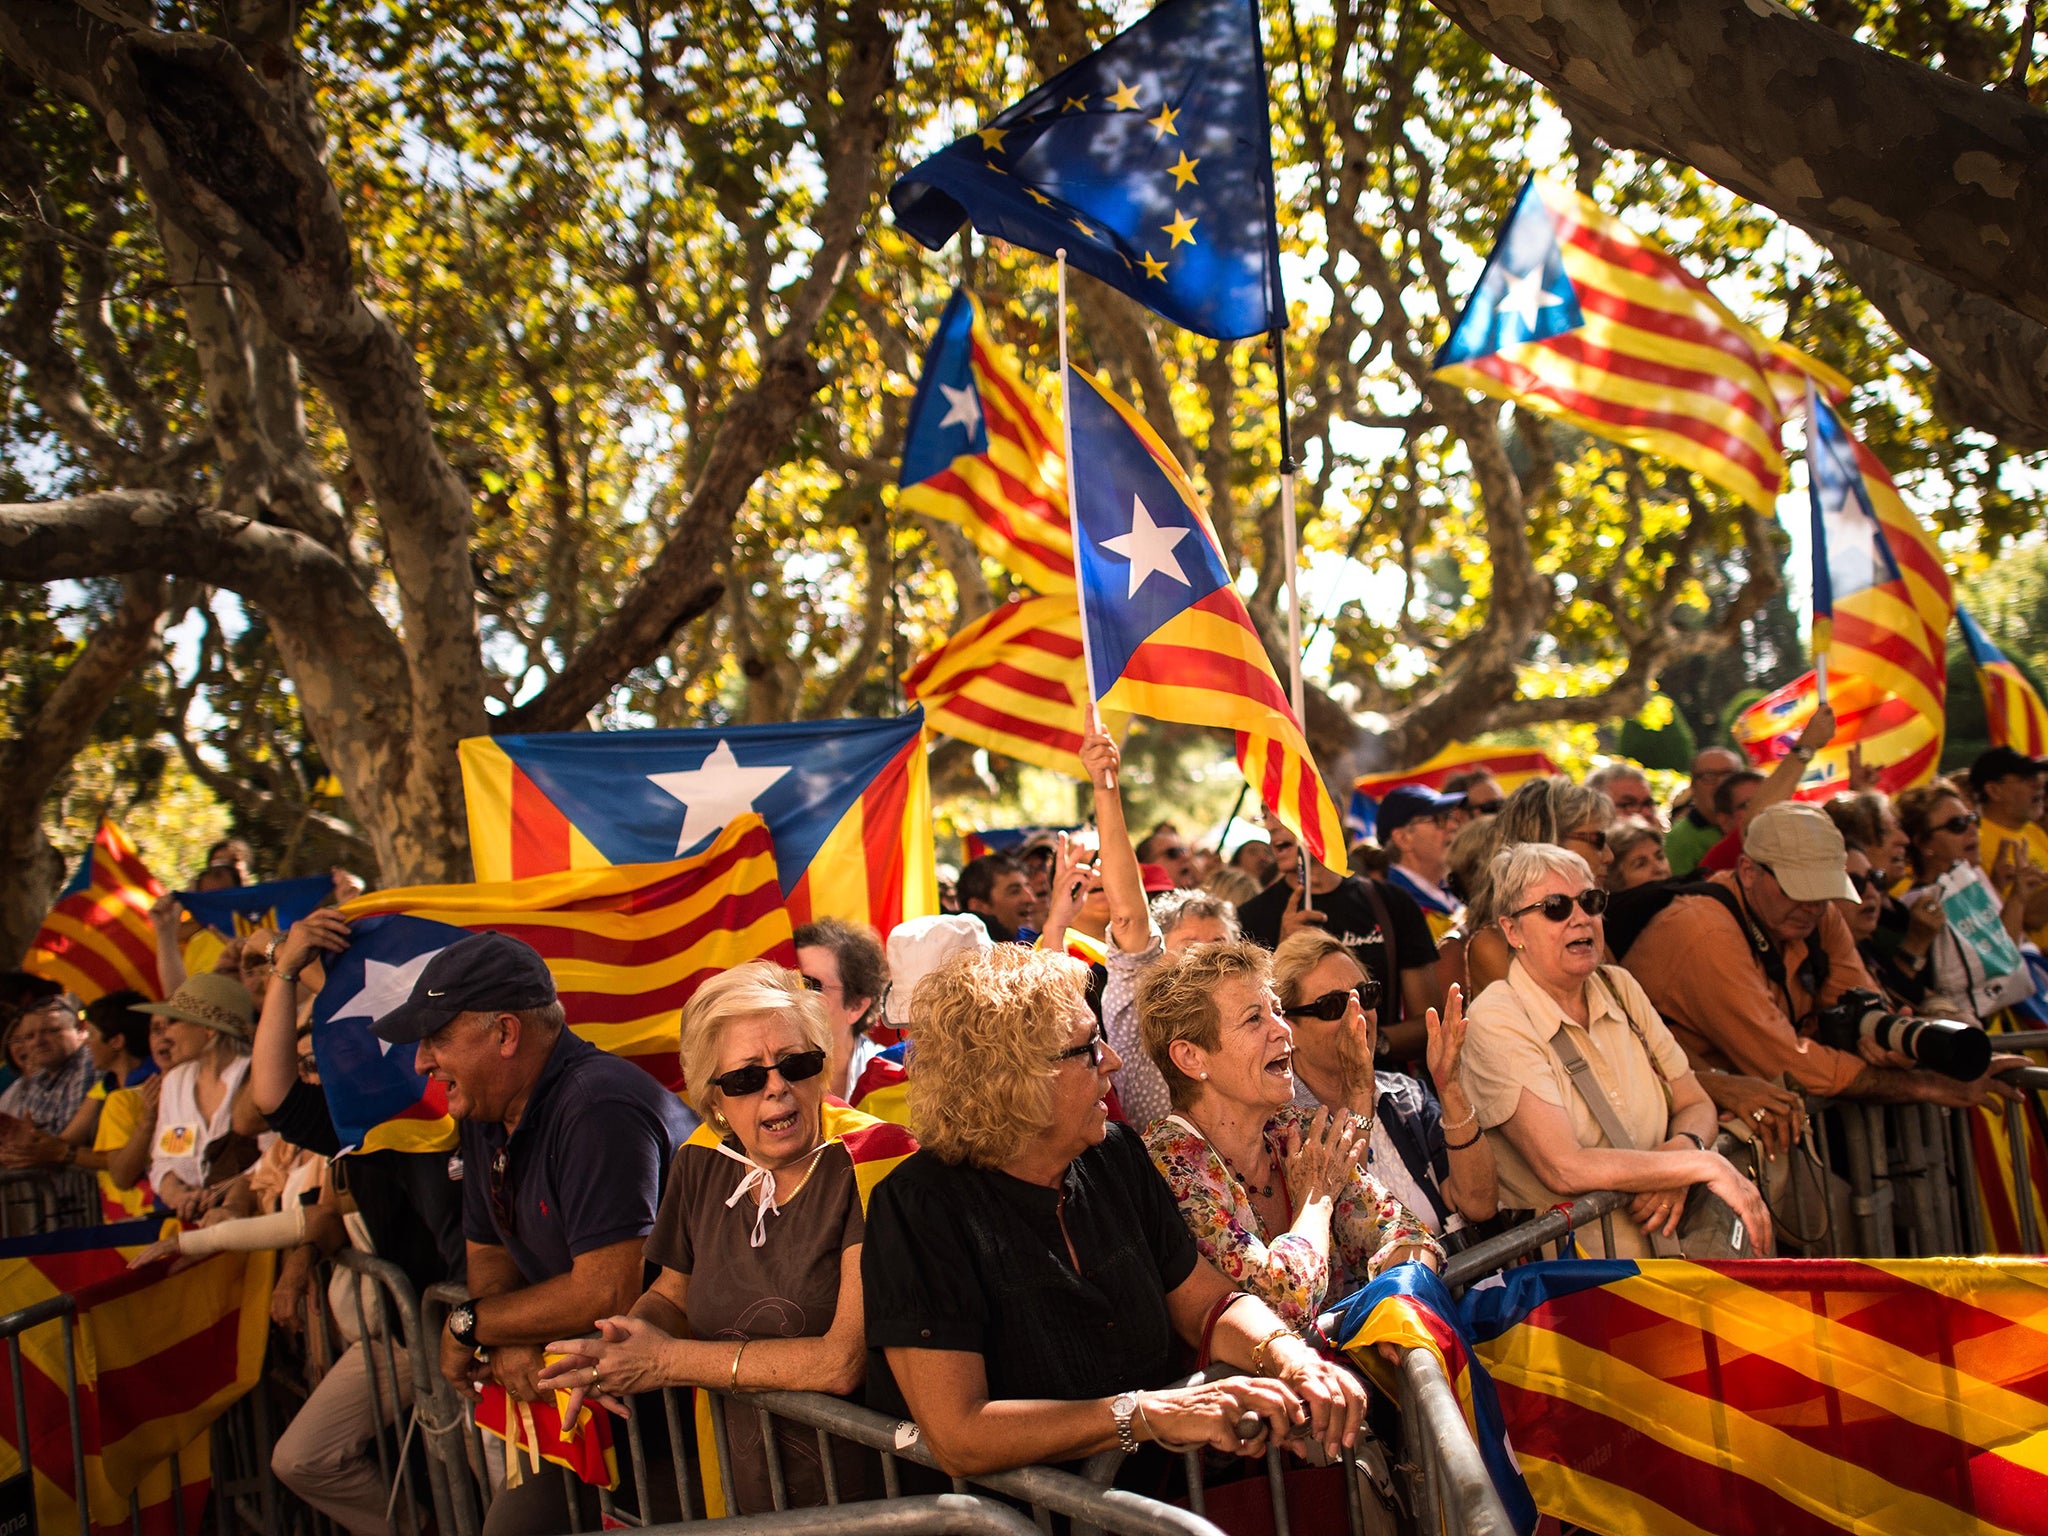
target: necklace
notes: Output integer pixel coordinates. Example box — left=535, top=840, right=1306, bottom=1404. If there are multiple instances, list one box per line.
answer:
left=1221, top=1142, right=1278, bottom=1200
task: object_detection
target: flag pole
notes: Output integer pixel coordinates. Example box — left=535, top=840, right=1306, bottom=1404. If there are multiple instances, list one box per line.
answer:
left=1056, top=248, right=1115, bottom=792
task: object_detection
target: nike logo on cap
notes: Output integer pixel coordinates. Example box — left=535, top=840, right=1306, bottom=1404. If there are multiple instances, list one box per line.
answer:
left=426, top=989, right=446, bottom=997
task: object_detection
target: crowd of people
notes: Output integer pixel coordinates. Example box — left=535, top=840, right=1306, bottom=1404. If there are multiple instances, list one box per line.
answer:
left=1, top=712, right=2041, bottom=1530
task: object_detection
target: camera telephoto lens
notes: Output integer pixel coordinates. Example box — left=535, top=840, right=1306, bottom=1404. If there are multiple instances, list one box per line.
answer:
left=1871, top=1012, right=1991, bottom=1082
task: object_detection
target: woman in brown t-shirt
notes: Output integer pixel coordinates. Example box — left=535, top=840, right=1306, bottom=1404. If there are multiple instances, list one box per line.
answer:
left=541, top=961, right=914, bottom=1513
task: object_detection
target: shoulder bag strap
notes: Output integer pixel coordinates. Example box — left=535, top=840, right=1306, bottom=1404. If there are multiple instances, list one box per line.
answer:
left=1550, top=1023, right=1681, bottom=1258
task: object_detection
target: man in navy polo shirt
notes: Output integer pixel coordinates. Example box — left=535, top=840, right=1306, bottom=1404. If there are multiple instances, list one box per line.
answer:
left=373, top=931, right=696, bottom=1535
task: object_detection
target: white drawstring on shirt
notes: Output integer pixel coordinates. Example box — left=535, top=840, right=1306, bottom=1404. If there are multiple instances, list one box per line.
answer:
left=713, top=1138, right=829, bottom=1247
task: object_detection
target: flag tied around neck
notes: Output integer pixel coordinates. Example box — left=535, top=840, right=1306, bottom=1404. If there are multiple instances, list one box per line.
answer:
left=25, top=820, right=164, bottom=1002
left=889, top=0, right=1282, bottom=340
left=1961, top=605, right=2048, bottom=757
left=1435, top=175, right=1847, bottom=514
left=1065, top=362, right=1346, bottom=871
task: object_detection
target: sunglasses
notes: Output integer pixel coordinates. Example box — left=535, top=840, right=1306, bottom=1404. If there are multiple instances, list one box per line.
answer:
left=1051, top=1022, right=1110, bottom=1069
left=1508, top=888, right=1611, bottom=923
left=1847, top=871, right=1883, bottom=896
left=708, top=1048, right=829, bottom=1099
left=1934, top=813, right=1979, bottom=836
left=1284, top=980, right=1381, bottom=1021
left=1565, top=828, right=1608, bottom=853
left=1465, top=801, right=1502, bottom=816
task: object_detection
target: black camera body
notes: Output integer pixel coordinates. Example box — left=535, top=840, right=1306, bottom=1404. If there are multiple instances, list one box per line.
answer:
left=1814, top=988, right=1991, bottom=1081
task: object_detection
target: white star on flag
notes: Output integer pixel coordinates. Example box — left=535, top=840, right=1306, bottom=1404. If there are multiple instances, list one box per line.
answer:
left=327, top=948, right=446, bottom=1055
left=647, top=739, right=792, bottom=854
left=937, top=382, right=982, bottom=434
left=1497, top=264, right=1568, bottom=330
left=1101, top=494, right=1192, bottom=599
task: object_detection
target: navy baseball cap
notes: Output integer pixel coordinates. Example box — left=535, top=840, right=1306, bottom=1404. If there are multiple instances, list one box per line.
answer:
left=371, top=931, right=557, bottom=1045
left=1376, top=784, right=1466, bottom=838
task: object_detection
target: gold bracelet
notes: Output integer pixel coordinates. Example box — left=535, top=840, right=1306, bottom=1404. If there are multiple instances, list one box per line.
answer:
left=1250, top=1325, right=1293, bottom=1377
left=729, top=1339, right=749, bottom=1392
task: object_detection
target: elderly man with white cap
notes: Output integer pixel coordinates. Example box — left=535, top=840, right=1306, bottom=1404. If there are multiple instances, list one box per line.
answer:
left=1625, top=803, right=2014, bottom=1110
left=847, top=915, right=995, bottom=1126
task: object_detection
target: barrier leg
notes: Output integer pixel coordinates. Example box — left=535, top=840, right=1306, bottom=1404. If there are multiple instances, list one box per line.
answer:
left=1919, top=1104, right=1959, bottom=1255
left=1954, top=1107, right=1987, bottom=1255
left=1838, top=1107, right=1890, bottom=1257
left=2006, top=1096, right=2042, bottom=1254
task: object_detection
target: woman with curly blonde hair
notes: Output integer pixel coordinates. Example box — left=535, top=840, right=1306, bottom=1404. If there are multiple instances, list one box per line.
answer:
left=861, top=944, right=1367, bottom=1483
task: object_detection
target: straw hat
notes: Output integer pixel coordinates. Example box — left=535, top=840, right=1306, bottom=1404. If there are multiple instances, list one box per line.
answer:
left=138, top=973, right=256, bottom=1041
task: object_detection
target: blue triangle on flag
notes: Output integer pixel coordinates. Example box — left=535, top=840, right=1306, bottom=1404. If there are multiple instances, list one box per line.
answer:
left=1435, top=176, right=1584, bottom=368
left=900, top=289, right=989, bottom=487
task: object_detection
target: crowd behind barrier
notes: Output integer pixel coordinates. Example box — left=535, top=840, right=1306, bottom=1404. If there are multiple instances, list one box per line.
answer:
left=14, top=739, right=2048, bottom=1536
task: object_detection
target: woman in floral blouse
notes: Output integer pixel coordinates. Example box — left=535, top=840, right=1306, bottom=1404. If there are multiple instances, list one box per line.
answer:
left=1136, top=943, right=1440, bottom=1331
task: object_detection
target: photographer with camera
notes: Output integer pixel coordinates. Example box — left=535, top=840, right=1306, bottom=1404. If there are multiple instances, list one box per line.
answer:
left=1623, top=804, right=2014, bottom=1111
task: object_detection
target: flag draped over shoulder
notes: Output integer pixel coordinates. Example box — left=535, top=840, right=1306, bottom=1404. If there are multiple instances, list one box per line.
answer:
left=899, top=290, right=1072, bottom=593
left=460, top=710, right=936, bottom=935
left=0, top=1222, right=268, bottom=1536
left=905, top=594, right=1130, bottom=777
left=1733, top=671, right=1940, bottom=798
left=1435, top=175, right=1847, bottom=513
left=1457, top=1256, right=2048, bottom=1536
left=25, top=821, right=163, bottom=1002
left=1066, top=364, right=1348, bottom=871
left=1961, top=606, right=2048, bottom=757
left=1326, top=1263, right=1538, bottom=1535
left=328, top=817, right=793, bottom=1151
left=889, top=0, right=1281, bottom=340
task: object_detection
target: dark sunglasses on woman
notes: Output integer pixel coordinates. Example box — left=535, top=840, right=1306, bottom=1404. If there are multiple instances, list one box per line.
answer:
left=1847, top=871, right=1883, bottom=896
left=1283, top=978, right=1382, bottom=1021
left=709, top=1048, right=829, bottom=1098
left=1935, top=812, right=1979, bottom=836
left=1508, top=888, right=1610, bottom=923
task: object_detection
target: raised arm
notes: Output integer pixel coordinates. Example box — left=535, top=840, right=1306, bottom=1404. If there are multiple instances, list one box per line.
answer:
left=254, top=911, right=354, bottom=1114
left=1084, top=721, right=1151, bottom=956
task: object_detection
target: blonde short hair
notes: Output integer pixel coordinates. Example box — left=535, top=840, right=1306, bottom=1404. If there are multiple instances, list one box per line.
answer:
left=677, top=961, right=833, bottom=1119
left=1136, top=940, right=1271, bottom=1111
left=1269, top=929, right=1355, bottom=1010
left=906, top=945, right=1089, bottom=1167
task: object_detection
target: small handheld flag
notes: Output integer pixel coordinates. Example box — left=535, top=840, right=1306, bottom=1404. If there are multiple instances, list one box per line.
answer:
left=899, top=290, right=1073, bottom=593
left=1065, top=363, right=1347, bottom=870
left=1961, top=605, right=2048, bottom=756
left=1733, top=670, right=1940, bottom=798
left=889, top=0, right=1281, bottom=341
left=177, top=873, right=331, bottom=939
left=1435, top=176, right=1847, bottom=513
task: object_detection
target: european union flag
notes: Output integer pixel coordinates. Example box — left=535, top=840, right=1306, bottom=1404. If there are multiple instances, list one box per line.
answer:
left=177, top=873, right=332, bottom=939
left=1433, top=175, right=1584, bottom=368
left=889, top=0, right=1281, bottom=341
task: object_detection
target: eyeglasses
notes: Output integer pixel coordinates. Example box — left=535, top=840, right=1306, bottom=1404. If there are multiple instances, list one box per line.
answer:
left=1934, top=813, right=1979, bottom=836
left=1507, top=888, right=1610, bottom=922
left=1609, top=797, right=1656, bottom=817
left=1847, top=871, right=1883, bottom=896
left=295, top=1053, right=320, bottom=1081
left=1051, top=1022, right=1110, bottom=1069
left=1284, top=980, right=1381, bottom=1021
left=1465, top=801, right=1502, bottom=816
left=799, top=974, right=824, bottom=992
left=708, top=1048, right=829, bottom=1099
left=1565, top=828, right=1608, bottom=853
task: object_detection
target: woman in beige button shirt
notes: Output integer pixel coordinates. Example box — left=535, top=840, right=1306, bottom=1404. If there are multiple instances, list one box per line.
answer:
left=1461, top=844, right=1772, bottom=1258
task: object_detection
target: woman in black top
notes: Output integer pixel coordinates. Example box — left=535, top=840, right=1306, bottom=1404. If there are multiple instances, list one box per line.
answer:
left=862, top=945, right=1365, bottom=1478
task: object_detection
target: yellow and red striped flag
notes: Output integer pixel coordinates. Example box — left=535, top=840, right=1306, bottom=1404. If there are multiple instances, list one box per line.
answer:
left=328, top=817, right=795, bottom=1151
left=1961, top=606, right=2048, bottom=757
left=1734, top=670, right=1943, bottom=798
left=1067, top=365, right=1348, bottom=872
left=1434, top=175, right=1848, bottom=514
left=0, top=1221, right=269, bottom=1536
left=1450, top=1256, right=2048, bottom=1536
left=24, top=821, right=163, bottom=1002
left=903, top=593, right=1127, bottom=778
left=1354, top=743, right=1558, bottom=802
left=898, top=288, right=1073, bottom=593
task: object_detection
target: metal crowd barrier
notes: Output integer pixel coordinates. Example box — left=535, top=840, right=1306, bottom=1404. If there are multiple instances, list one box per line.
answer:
left=0, top=1168, right=101, bottom=1238
left=1441, top=1192, right=1631, bottom=1290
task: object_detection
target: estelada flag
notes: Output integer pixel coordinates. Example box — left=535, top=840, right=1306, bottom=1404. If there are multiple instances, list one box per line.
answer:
left=1960, top=605, right=2048, bottom=758
left=0, top=1220, right=268, bottom=1536
left=333, top=817, right=795, bottom=1152
left=460, top=710, right=936, bottom=937
left=898, top=290, right=1072, bottom=594
left=1435, top=175, right=1846, bottom=514
left=476, top=1383, right=617, bottom=1491
left=1066, top=364, right=1349, bottom=872
left=1456, top=1256, right=2048, bottom=1536
left=24, top=821, right=163, bottom=1002
left=175, top=873, right=331, bottom=939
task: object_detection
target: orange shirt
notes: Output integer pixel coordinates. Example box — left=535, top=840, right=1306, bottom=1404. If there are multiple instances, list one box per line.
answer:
left=1623, top=870, right=1873, bottom=1097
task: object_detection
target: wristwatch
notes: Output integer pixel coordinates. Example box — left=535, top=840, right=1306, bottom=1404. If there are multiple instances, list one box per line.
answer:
left=1111, top=1391, right=1141, bottom=1454
left=447, top=1300, right=480, bottom=1349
